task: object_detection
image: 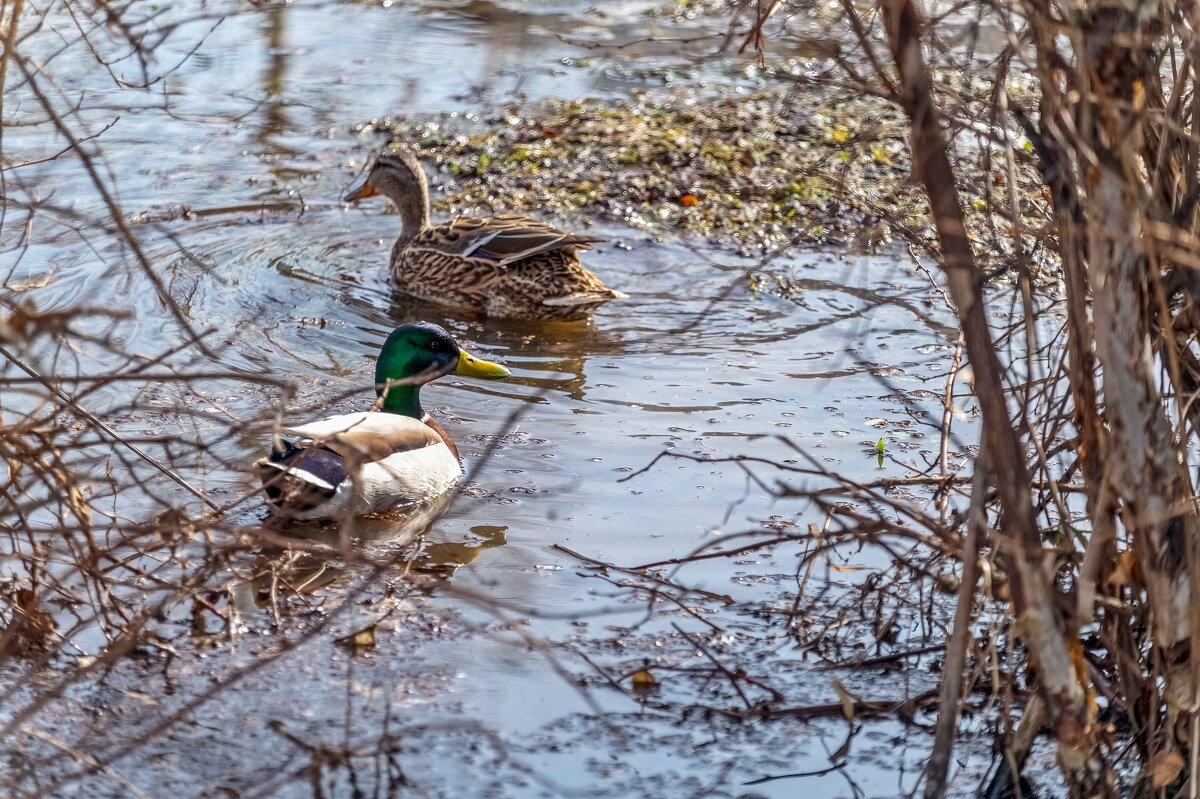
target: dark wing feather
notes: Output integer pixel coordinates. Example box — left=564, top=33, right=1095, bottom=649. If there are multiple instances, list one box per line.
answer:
left=258, top=440, right=345, bottom=514
left=427, top=216, right=603, bottom=267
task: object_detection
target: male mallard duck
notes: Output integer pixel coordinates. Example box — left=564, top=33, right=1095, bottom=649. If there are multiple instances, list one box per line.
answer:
left=257, top=322, right=510, bottom=521
left=343, top=150, right=626, bottom=321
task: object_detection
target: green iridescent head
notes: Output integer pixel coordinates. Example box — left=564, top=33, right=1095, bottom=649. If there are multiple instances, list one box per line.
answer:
left=375, top=322, right=510, bottom=417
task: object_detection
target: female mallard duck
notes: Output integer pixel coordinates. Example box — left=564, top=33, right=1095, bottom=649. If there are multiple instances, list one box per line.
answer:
left=257, top=322, right=510, bottom=521
left=343, top=150, right=626, bottom=321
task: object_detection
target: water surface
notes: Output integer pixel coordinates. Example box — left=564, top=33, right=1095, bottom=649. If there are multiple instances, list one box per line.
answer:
left=1, top=2, right=985, bottom=796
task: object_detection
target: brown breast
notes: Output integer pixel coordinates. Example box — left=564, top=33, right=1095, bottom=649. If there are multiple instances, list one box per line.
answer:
left=424, top=416, right=459, bottom=461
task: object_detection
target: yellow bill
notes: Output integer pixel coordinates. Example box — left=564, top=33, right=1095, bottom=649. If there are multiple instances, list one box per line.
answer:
left=455, top=350, right=511, bottom=379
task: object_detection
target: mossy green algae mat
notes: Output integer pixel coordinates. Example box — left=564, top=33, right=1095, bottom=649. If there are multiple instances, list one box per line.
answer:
left=353, top=89, right=921, bottom=254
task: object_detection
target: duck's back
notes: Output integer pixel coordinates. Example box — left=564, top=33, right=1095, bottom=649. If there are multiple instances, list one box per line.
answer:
left=394, top=215, right=623, bottom=320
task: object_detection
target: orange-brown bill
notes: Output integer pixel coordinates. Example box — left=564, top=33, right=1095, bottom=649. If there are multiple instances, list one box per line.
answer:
left=343, top=172, right=378, bottom=202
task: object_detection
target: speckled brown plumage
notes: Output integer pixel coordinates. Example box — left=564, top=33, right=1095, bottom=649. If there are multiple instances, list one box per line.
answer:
left=345, top=151, right=626, bottom=321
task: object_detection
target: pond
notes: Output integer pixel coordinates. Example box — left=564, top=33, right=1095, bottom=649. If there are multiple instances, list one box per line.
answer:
left=0, top=2, right=994, bottom=796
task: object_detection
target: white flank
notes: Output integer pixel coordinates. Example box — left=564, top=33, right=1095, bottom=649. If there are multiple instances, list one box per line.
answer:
left=256, top=458, right=336, bottom=491
left=267, top=410, right=464, bottom=520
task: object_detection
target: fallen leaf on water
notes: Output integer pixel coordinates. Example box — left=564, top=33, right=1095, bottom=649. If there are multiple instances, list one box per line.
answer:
left=335, top=625, right=377, bottom=654
left=119, top=689, right=159, bottom=706
left=631, top=667, right=658, bottom=691
left=832, top=678, right=859, bottom=722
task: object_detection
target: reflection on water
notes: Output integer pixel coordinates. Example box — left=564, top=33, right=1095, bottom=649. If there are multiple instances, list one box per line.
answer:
left=410, top=523, right=508, bottom=575
left=257, top=7, right=294, bottom=157
left=231, top=493, right=508, bottom=620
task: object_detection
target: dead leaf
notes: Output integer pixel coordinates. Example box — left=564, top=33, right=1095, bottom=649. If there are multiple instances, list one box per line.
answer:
left=1151, top=747, right=1184, bottom=788
left=832, top=678, right=858, bottom=722
left=1132, top=80, right=1146, bottom=113
left=631, top=667, right=658, bottom=691
left=678, top=193, right=700, bottom=207
left=1106, top=549, right=1140, bottom=590
left=118, top=689, right=159, bottom=706
left=1, top=588, right=55, bottom=657
left=335, top=624, right=377, bottom=654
